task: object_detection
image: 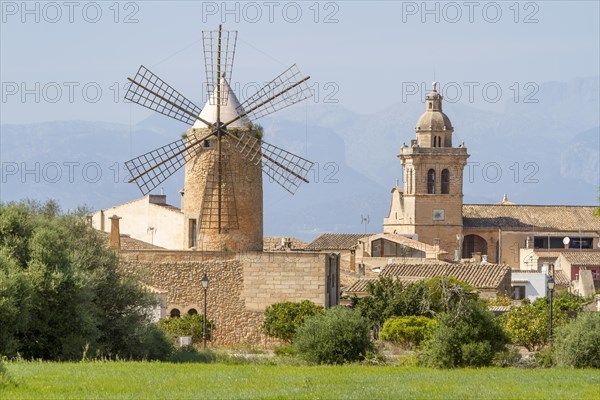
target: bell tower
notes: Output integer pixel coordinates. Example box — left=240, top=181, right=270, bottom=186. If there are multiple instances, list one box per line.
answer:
left=384, top=82, right=469, bottom=256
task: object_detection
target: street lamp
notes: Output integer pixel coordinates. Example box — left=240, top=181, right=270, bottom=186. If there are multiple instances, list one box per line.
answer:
left=201, top=274, right=209, bottom=349
left=547, top=276, right=555, bottom=346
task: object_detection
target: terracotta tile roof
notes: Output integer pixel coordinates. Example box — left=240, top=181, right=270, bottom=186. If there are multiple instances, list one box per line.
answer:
left=380, top=262, right=511, bottom=289
left=554, top=270, right=571, bottom=286
left=263, top=236, right=307, bottom=251
left=463, top=204, right=599, bottom=231
left=561, top=251, right=600, bottom=266
left=345, top=278, right=377, bottom=294
left=305, top=233, right=374, bottom=250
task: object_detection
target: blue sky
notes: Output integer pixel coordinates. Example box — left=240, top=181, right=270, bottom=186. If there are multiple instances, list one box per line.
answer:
left=1, top=1, right=599, bottom=124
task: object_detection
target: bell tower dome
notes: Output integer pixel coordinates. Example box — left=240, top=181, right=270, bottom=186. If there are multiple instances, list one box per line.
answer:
left=415, top=82, right=454, bottom=148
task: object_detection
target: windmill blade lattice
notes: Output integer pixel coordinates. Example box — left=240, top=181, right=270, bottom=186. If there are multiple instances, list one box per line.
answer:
left=234, top=132, right=314, bottom=194
left=125, top=65, right=205, bottom=126
left=125, top=133, right=207, bottom=195
left=199, top=150, right=239, bottom=231
left=231, top=64, right=312, bottom=124
left=202, top=28, right=237, bottom=105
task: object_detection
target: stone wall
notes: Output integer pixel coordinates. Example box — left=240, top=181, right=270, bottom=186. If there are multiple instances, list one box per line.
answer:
left=119, top=250, right=338, bottom=347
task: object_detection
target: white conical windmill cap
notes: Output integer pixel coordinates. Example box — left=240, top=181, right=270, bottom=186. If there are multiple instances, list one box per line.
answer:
left=193, top=75, right=250, bottom=129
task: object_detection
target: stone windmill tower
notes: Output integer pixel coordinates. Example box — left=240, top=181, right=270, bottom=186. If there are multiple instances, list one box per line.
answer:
left=123, top=26, right=314, bottom=251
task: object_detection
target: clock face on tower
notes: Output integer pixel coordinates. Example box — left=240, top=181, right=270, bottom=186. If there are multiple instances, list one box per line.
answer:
left=433, top=209, right=445, bottom=221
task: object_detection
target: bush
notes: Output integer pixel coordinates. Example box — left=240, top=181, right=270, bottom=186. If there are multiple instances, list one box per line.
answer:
left=273, top=345, right=298, bottom=357
left=419, top=300, right=507, bottom=368
left=554, top=312, right=600, bottom=368
left=294, top=306, right=371, bottom=364
left=492, top=347, right=523, bottom=368
left=262, top=300, right=324, bottom=343
left=380, top=316, right=437, bottom=349
left=158, top=314, right=215, bottom=344
left=169, top=347, right=217, bottom=363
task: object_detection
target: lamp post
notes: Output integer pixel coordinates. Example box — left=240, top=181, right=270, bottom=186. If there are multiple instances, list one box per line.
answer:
left=547, top=276, right=555, bottom=346
left=201, top=274, right=209, bottom=349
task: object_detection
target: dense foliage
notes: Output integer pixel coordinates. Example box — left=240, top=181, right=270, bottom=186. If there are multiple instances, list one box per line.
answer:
left=294, top=306, right=371, bottom=364
left=380, top=316, right=437, bottom=349
left=262, top=300, right=324, bottom=343
left=0, top=201, right=172, bottom=360
left=354, top=276, right=475, bottom=336
left=501, top=301, right=569, bottom=351
left=554, top=312, right=600, bottom=368
left=419, top=300, right=508, bottom=368
left=158, top=314, right=215, bottom=343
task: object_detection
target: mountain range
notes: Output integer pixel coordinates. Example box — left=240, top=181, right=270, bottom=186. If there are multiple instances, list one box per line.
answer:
left=1, top=77, right=598, bottom=241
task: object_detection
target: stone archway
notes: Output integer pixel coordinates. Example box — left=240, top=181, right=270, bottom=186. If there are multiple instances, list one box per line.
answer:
left=462, top=234, right=488, bottom=259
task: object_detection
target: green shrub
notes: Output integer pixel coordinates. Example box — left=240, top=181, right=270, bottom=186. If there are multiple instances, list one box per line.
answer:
left=533, top=346, right=555, bottom=368
left=419, top=300, right=507, bottom=368
left=158, top=314, right=215, bottom=344
left=554, top=312, right=600, bottom=368
left=294, top=306, right=371, bottom=364
left=492, top=347, right=523, bottom=368
left=262, top=300, right=324, bottom=343
left=169, top=347, right=217, bottom=363
left=380, top=316, right=437, bottom=349
left=273, top=345, right=298, bottom=357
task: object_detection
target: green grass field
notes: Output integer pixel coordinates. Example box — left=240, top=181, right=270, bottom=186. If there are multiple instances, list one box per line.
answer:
left=2, top=362, right=599, bottom=399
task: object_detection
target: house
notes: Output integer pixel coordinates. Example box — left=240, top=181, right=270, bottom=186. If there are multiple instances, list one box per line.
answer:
left=91, top=194, right=184, bottom=249
left=345, top=262, right=512, bottom=299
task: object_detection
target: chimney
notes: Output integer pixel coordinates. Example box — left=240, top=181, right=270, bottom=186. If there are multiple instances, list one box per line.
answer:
left=472, top=252, right=481, bottom=263
left=433, top=238, right=440, bottom=251
left=481, top=254, right=488, bottom=264
left=109, top=215, right=122, bottom=250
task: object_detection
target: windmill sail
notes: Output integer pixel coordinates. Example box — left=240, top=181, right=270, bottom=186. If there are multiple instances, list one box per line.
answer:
left=125, top=65, right=210, bottom=127
left=199, top=150, right=239, bottom=231
left=125, top=132, right=208, bottom=195
left=202, top=28, right=238, bottom=106
left=232, top=133, right=313, bottom=194
left=228, top=64, right=312, bottom=124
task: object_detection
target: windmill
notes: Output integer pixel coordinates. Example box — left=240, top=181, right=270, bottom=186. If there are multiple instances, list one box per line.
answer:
left=124, top=25, right=314, bottom=251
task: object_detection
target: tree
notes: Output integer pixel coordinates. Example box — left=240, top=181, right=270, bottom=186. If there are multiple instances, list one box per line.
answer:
left=294, top=306, right=371, bottom=364
left=0, top=201, right=172, bottom=360
left=502, top=297, right=571, bottom=351
left=554, top=312, right=600, bottom=368
left=262, top=300, right=324, bottom=343
left=354, top=276, right=477, bottom=337
left=419, top=300, right=508, bottom=368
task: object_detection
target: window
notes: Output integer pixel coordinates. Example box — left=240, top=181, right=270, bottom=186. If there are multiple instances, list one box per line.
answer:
left=441, top=169, right=450, bottom=194
left=427, top=169, right=436, bottom=194
left=512, top=286, right=526, bottom=300
left=429, top=102, right=432, bottom=109
left=189, top=219, right=197, bottom=248
left=187, top=308, right=198, bottom=315
left=170, top=308, right=181, bottom=318
left=370, top=238, right=424, bottom=258
left=533, top=236, right=593, bottom=249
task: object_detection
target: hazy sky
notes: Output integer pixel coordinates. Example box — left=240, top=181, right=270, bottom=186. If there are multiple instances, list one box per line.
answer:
left=1, top=1, right=599, bottom=125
